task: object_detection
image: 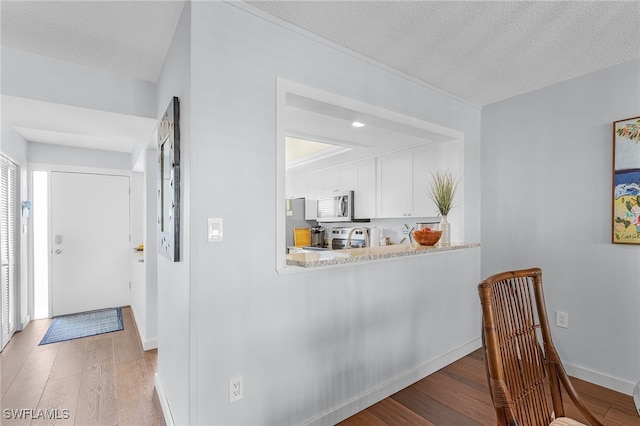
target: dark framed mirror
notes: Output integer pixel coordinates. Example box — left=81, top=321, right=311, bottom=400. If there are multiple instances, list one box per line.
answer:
left=158, top=97, right=180, bottom=261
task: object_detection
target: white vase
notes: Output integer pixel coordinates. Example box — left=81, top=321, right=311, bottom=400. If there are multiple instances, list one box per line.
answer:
left=439, top=215, right=451, bottom=246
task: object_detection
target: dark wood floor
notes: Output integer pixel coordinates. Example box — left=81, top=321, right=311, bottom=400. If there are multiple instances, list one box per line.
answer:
left=3, top=313, right=639, bottom=426
left=0, top=306, right=164, bottom=425
left=338, top=349, right=640, bottom=426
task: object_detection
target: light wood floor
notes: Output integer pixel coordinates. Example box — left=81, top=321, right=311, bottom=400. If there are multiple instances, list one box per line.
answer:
left=339, top=349, right=640, bottom=426
left=0, top=306, right=165, bottom=425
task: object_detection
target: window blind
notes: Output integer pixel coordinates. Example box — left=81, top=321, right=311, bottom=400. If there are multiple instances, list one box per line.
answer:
left=1, top=155, right=17, bottom=350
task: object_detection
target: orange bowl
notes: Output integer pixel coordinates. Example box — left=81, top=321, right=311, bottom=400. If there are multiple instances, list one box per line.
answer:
left=412, top=229, right=442, bottom=246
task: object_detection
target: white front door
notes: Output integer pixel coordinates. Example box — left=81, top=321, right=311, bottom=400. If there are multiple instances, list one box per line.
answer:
left=51, top=172, right=130, bottom=316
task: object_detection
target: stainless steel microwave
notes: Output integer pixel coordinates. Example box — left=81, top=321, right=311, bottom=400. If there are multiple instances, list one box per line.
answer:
left=316, top=191, right=353, bottom=223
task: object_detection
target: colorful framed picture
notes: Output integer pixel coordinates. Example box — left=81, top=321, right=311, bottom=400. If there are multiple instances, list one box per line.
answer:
left=612, top=116, right=640, bottom=244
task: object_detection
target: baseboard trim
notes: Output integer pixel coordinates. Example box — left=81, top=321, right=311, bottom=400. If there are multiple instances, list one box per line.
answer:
left=304, top=337, right=482, bottom=426
left=129, top=305, right=157, bottom=351
left=564, top=362, right=635, bottom=396
left=20, top=315, right=30, bottom=331
left=142, top=338, right=158, bottom=351
left=155, top=373, right=175, bottom=426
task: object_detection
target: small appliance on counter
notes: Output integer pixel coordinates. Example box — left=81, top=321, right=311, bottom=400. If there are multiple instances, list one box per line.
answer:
left=369, top=226, right=381, bottom=247
left=330, top=227, right=369, bottom=249
left=310, top=226, right=326, bottom=248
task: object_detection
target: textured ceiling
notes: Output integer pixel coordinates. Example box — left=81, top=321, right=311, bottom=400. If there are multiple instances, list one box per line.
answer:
left=2, top=1, right=637, bottom=105
left=1, top=0, right=185, bottom=82
left=249, top=1, right=640, bottom=105
left=1, top=0, right=638, bottom=156
left=0, top=1, right=184, bottom=156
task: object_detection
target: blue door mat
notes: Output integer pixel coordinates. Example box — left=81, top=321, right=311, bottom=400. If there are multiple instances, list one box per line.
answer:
left=39, top=307, right=123, bottom=345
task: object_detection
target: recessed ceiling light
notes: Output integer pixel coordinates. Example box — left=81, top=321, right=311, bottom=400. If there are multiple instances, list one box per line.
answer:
left=351, top=121, right=365, bottom=128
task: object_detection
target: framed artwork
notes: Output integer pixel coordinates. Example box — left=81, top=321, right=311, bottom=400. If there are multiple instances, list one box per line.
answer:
left=158, top=97, right=181, bottom=260
left=612, top=116, right=640, bottom=244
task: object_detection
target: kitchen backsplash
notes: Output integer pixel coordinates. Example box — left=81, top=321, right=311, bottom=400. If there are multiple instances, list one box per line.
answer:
left=321, top=217, right=440, bottom=245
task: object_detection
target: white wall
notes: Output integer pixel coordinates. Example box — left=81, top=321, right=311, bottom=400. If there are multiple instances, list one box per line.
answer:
left=129, top=155, right=157, bottom=352
left=130, top=171, right=147, bottom=343
left=28, top=142, right=131, bottom=170
left=1, top=47, right=156, bottom=118
left=154, top=2, right=192, bottom=425
left=127, top=147, right=159, bottom=353
left=143, top=147, right=158, bottom=349
left=159, top=3, right=482, bottom=425
left=481, top=59, right=640, bottom=394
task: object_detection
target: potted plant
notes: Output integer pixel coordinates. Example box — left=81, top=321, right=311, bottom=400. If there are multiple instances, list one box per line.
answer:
left=427, top=170, right=458, bottom=245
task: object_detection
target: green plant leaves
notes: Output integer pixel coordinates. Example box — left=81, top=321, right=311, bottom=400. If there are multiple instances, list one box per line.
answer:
left=428, top=170, right=458, bottom=216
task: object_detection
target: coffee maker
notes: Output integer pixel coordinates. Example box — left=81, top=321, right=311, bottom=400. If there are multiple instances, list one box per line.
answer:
left=310, top=226, right=326, bottom=247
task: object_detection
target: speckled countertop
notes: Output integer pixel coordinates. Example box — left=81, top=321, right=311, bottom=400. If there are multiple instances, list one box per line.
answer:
left=286, top=242, right=480, bottom=268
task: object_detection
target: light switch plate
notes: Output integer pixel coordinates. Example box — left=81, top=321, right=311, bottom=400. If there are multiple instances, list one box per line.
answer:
left=208, top=218, right=223, bottom=242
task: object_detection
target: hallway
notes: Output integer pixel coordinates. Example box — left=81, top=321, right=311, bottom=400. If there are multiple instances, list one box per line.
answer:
left=0, top=306, right=165, bottom=425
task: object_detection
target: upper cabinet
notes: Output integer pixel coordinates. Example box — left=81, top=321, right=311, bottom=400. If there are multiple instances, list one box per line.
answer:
left=352, top=159, right=376, bottom=219
left=376, top=150, right=413, bottom=218
left=287, top=142, right=460, bottom=220
left=286, top=173, right=307, bottom=199
left=290, top=158, right=376, bottom=219
left=376, top=145, right=441, bottom=218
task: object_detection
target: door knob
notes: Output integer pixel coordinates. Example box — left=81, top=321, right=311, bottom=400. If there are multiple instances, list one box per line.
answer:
left=55, top=249, right=62, bottom=254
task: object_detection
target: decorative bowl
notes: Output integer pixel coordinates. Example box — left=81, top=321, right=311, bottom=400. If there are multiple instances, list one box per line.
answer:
left=411, top=229, right=442, bottom=246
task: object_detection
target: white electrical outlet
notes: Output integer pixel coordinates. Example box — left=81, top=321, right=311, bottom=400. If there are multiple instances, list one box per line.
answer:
left=556, top=311, right=569, bottom=328
left=230, top=376, right=243, bottom=403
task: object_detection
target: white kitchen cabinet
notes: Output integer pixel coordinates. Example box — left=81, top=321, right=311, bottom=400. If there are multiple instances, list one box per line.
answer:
left=377, top=151, right=412, bottom=217
left=352, top=158, right=376, bottom=219
left=307, top=166, right=352, bottom=195
left=286, top=172, right=307, bottom=199
left=305, top=171, right=326, bottom=199
left=412, top=146, right=440, bottom=216
left=303, top=158, right=376, bottom=219
left=324, top=168, right=340, bottom=193
left=338, top=166, right=357, bottom=191
left=376, top=145, right=440, bottom=218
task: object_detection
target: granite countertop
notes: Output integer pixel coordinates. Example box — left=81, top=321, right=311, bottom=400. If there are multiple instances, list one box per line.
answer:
left=286, top=242, right=480, bottom=268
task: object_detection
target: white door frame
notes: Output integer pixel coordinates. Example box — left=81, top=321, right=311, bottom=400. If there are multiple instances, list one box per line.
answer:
left=28, top=164, right=132, bottom=318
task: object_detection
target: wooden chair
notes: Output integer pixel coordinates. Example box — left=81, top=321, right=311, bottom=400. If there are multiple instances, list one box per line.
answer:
left=478, top=268, right=604, bottom=426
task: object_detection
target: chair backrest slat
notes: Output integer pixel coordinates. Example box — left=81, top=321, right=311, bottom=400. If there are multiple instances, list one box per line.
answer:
left=479, top=268, right=604, bottom=426
left=485, top=272, right=552, bottom=426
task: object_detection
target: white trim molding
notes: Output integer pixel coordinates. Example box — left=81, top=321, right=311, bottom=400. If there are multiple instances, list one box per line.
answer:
left=564, top=363, right=635, bottom=396
left=155, top=373, right=175, bottom=426
left=303, top=337, right=482, bottom=426
left=142, top=338, right=158, bottom=351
